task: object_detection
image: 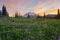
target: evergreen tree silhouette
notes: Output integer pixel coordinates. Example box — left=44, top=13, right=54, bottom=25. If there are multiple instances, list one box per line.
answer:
left=0, top=11, right=2, bottom=16
left=15, top=12, right=18, bottom=18
left=44, top=12, right=45, bottom=18
left=37, top=14, right=40, bottom=18
left=2, top=5, right=8, bottom=16
left=56, top=9, right=60, bottom=19
left=58, top=9, right=60, bottom=15
left=28, top=13, right=30, bottom=18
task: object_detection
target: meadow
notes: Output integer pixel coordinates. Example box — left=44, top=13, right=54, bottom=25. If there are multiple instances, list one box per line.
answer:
left=0, top=18, right=60, bottom=40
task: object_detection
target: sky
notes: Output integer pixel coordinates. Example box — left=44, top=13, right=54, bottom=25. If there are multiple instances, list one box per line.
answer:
left=0, top=0, right=60, bottom=17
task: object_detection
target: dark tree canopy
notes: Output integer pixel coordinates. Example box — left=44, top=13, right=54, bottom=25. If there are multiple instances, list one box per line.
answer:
left=15, top=12, right=18, bottom=18
left=2, top=5, right=8, bottom=16
left=0, top=11, right=2, bottom=16
left=44, top=13, right=45, bottom=18
left=37, top=14, right=41, bottom=18
left=55, top=9, right=60, bottom=19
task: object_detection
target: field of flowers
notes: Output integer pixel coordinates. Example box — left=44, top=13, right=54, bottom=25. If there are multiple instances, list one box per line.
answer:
left=0, top=18, right=60, bottom=40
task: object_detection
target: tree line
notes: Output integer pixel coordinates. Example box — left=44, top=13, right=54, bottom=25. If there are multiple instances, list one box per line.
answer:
left=0, top=5, right=60, bottom=19
left=37, top=9, right=60, bottom=19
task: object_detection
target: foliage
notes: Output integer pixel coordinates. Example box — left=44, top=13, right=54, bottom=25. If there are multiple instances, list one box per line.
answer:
left=0, top=18, right=60, bottom=40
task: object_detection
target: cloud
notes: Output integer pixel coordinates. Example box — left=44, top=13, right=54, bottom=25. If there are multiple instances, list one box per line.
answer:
left=1, top=0, right=34, bottom=14
left=29, top=0, right=58, bottom=13
left=0, top=0, right=60, bottom=14
left=0, top=0, right=34, bottom=17
left=29, top=2, right=46, bottom=14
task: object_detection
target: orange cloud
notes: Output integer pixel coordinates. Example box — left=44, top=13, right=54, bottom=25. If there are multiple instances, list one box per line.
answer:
left=1, top=0, right=59, bottom=17
left=29, top=2, right=45, bottom=14
left=44, top=9, right=57, bottom=16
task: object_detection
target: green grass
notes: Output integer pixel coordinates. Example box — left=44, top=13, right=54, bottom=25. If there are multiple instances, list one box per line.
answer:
left=0, top=18, right=60, bottom=40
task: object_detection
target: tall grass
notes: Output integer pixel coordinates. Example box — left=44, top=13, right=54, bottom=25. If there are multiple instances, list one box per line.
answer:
left=0, top=18, right=60, bottom=40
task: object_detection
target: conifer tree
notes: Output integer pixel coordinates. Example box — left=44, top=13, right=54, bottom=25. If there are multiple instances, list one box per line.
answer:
left=2, top=5, right=8, bottom=16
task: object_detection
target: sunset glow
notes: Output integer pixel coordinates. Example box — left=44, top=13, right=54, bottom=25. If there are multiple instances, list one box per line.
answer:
left=0, top=0, right=60, bottom=17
